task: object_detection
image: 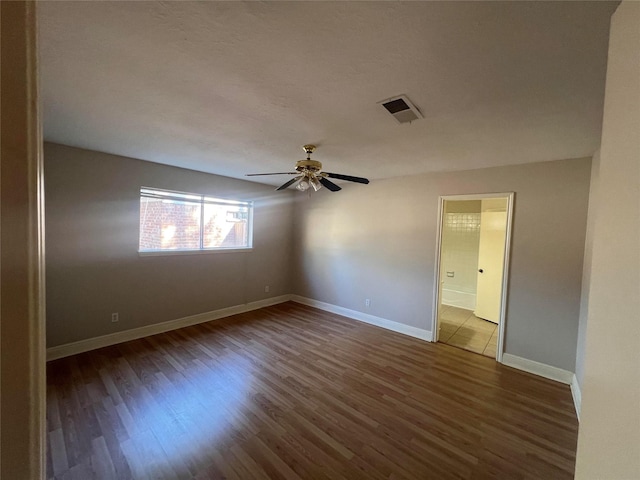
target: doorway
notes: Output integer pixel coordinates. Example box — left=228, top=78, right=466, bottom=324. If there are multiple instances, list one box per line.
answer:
left=432, top=193, right=514, bottom=362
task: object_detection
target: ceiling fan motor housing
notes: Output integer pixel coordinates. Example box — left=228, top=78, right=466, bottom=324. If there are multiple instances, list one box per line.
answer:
left=295, top=159, right=323, bottom=172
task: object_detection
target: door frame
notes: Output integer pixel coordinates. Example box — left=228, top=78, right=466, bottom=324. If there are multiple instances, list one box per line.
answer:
left=1, top=1, right=46, bottom=477
left=431, top=192, right=514, bottom=363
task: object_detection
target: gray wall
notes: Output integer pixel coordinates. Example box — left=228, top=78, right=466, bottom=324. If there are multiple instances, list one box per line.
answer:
left=45, top=143, right=294, bottom=347
left=45, top=142, right=592, bottom=374
left=292, top=157, right=591, bottom=372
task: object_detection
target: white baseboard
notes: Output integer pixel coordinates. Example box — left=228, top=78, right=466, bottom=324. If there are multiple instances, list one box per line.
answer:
left=46, top=295, right=292, bottom=361
left=46, top=294, right=582, bottom=420
left=290, top=295, right=432, bottom=342
left=501, top=353, right=573, bottom=385
left=503, top=356, right=582, bottom=421
left=47, top=294, right=432, bottom=361
left=571, top=374, right=582, bottom=421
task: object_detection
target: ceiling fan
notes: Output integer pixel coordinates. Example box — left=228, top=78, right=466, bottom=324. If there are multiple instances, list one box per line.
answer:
left=246, top=145, right=370, bottom=192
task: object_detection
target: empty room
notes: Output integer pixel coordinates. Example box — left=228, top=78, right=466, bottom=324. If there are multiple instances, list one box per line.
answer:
left=1, top=1, right=638, bottom=479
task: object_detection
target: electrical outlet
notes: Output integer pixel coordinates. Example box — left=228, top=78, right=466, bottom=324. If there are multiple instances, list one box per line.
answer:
left=365, top=298, right=371, bottom=308
left=264, top=285, right=270, bottom=293
left=111, top=313, right=119, bottom=323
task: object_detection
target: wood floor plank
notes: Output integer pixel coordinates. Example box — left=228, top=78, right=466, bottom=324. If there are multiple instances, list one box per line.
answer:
left=47, top=301, right=578, bottom=479
left=48, top=428, right=69, bottom=476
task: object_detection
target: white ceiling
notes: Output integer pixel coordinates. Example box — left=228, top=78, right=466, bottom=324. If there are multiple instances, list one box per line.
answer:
left=38, top=1, right=618, bottom=186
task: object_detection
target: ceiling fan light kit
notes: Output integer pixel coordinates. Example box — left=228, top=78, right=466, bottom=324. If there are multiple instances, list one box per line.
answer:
left=309, top=176, right=322, bottom=192
left=246, top=144, right=370, bottom=194
left=296, top=178, right=311, bottom=191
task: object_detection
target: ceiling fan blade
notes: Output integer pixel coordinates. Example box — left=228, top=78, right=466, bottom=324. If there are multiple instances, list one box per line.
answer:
left=245, top=172, right=297, bottom=176
left=276, top=176, right=303, bottom=191
left=324, top=172, right=370, bottom=184
left=318, top=177, right=342, bottom=192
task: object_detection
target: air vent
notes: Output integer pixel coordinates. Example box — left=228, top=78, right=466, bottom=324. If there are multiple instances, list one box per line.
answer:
left=378, top=95, right=423, bottom=124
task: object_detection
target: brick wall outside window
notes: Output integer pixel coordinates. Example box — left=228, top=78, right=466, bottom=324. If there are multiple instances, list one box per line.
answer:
left=139, top=190, right=251, bottom=251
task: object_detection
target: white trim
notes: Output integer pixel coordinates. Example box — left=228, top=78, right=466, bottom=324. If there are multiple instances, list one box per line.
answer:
left=47, top=294, right=434, bottom=362
left=138, top=247, right=253, bottom=257
left=571, top=374, right=582, bottom=421
left=501, top=353, right=573, bottom=385
left=431, top=197, right=445, bottom=342
left=46, top=291, right=583, bottom=420
left=46, top=295, right=291, bottom=361
left=432, top=192, right=515, bottom=364
left=290, top=295, right=432, bottom=342
left=496, top=193, right=515, bottom=363
left=438, top=192, right=515, bottom=202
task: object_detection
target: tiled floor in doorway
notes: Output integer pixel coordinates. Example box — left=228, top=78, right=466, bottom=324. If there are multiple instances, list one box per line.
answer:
left=438, top=305, right=498, bottom=358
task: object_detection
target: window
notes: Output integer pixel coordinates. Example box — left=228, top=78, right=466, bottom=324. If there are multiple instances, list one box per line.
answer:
left=139, top=187, right=253, bottom=253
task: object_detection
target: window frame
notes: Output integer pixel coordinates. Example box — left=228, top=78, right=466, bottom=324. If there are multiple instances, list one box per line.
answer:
left=138, top=186, right=254, bottom=255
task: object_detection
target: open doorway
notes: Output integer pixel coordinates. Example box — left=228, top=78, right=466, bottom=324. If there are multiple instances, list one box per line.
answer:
left=432, top=193, right=514, bottom=362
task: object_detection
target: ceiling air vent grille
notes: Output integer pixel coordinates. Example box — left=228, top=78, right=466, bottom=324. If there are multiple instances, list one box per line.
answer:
left=378, top=95, right=423, bottom=124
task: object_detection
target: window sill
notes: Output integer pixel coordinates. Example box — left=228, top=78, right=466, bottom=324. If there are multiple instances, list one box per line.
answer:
left=139, top=248, right=253, bottom=257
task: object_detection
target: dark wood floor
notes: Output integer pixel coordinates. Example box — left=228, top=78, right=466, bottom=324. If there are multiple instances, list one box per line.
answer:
left=47, top=301, right=578, bottom=479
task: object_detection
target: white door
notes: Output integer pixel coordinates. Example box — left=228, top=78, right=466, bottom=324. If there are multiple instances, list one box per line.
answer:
left=475, top=209, right=507, bottom=323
